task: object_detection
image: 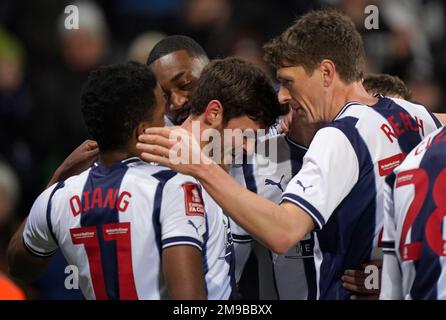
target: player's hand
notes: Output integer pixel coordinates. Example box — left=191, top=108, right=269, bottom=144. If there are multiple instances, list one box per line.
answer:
left=137, top=126, right=213, bottom=177
left=341, top=259, right=382, bottom=300
left=47, top=140, right=99, bottom=187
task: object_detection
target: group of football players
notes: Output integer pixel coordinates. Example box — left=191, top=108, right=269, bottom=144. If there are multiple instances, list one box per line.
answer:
left=5, top=9, right=446, bottom=300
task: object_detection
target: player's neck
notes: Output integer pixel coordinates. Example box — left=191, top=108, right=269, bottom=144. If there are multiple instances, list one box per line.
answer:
left=287, top=119, right=324, bottom=147
left=329, top=81, right=378, bottom=121
left=98, top=150, right=135, bottom=166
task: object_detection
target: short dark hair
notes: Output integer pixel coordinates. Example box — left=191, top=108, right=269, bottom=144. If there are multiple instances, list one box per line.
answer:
left=264, top=9, right=365, bottom=83
left=146, top=35, right=209, bottom=66
left=189, top=57, right=288, bottom=129
left=363, top=74, right=412, bottom=100
left=81, top=61, right=157, bottom=151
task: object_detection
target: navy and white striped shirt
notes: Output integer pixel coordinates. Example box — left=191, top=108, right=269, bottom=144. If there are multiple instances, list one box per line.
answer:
left=282, top=96, right=442, bottom=299
left=230, top=134, right=316, bottom=300
left=24, top=157, right=234, bottom=300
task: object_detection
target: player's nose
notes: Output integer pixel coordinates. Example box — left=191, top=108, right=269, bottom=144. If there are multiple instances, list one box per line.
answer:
left=277, top=85, right=291, bottom=105
left=170, top=92, right=188, bottom=111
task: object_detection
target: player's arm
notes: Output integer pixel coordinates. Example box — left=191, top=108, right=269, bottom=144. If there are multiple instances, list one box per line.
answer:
left=47, top=140, right=98, bottom=188
left=137, top=126, right=358, bottom=254
left=8, top=185, right=59, bottom=283
left=7, top=221, right=51, bottom=282
left=160, top=178, right=208, bottom=299
left=163, top=245, right=206, bottom=300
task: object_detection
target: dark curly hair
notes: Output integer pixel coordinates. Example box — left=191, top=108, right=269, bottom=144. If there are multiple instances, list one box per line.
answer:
left=264, top=9, right=365, bottom=83
left=189, top=57, right=288, bottom=129
left=81, top=61, right=157, bottom=151
left=147, top=35, right=209, bottom=66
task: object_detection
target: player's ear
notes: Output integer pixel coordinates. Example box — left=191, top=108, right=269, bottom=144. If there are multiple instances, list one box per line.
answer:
left=320, top=59, right=336, bottom=87
left=135, top=121, right=150, bottom=138
left=203, top=100, right=223, bottom=128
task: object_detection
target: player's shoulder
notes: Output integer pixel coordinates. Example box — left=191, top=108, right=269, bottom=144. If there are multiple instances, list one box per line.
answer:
left=63, top=166, right=91, bottom=183
left=143, top=163, right=201, bottom=189
left=335, top=96, right=429, bottom=122
left=328, top=101, right=377, bottom=136
left=121, top=158, right=183, bottom=185
left=159, top=167, right=220, bottom=217
left=165, top=172, right=202, bottom=190
left=372, top=96, right=440, bottom=127
left=386, top=96, right=428, bottom=112
left=33, top=181, right=64, bottom=209
left=329, top=96, right=430, bottom=138
left=312, top=101, right=386, bottom=156
left=334, top=101, right=371, bottom=121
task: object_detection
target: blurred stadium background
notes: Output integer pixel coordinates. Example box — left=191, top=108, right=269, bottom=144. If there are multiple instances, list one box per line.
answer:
left=0, top=0, right=445, bottom=298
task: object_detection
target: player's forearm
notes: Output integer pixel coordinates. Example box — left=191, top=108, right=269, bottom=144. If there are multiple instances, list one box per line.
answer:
left=163, top=246, right=207, bottom=300
left=196, top=163, right=307, bottom=253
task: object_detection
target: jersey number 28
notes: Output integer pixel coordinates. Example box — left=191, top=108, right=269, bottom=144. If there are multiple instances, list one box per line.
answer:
left=397, top=168, right=446, bottom=261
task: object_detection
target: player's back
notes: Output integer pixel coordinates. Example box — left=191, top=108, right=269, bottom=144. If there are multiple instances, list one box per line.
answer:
left=384, top=127, right=446, bottom=299
left=24, top=157, right=233, bottom=299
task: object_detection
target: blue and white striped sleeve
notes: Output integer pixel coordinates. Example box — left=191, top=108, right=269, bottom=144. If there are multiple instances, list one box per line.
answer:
left=159, top=176, right=206, bottom=251
left=23, top=184, right=59, bottom=257
left=281, top=127, right=360, bottom=230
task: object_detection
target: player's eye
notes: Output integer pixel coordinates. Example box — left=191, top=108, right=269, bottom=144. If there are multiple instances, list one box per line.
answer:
left=282, top=79, right=292, bottom=87
left=179, top=80, right=192, bottom=91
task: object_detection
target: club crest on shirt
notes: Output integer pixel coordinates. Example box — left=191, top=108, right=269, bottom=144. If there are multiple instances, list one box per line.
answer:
left=182, top=183, right=205, bottom=217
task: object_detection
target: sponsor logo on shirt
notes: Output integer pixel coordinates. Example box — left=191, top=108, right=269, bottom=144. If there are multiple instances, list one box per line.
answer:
left=265, top=175, right=285, bottom=192
left=378, top=153, right=406, bottom=176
